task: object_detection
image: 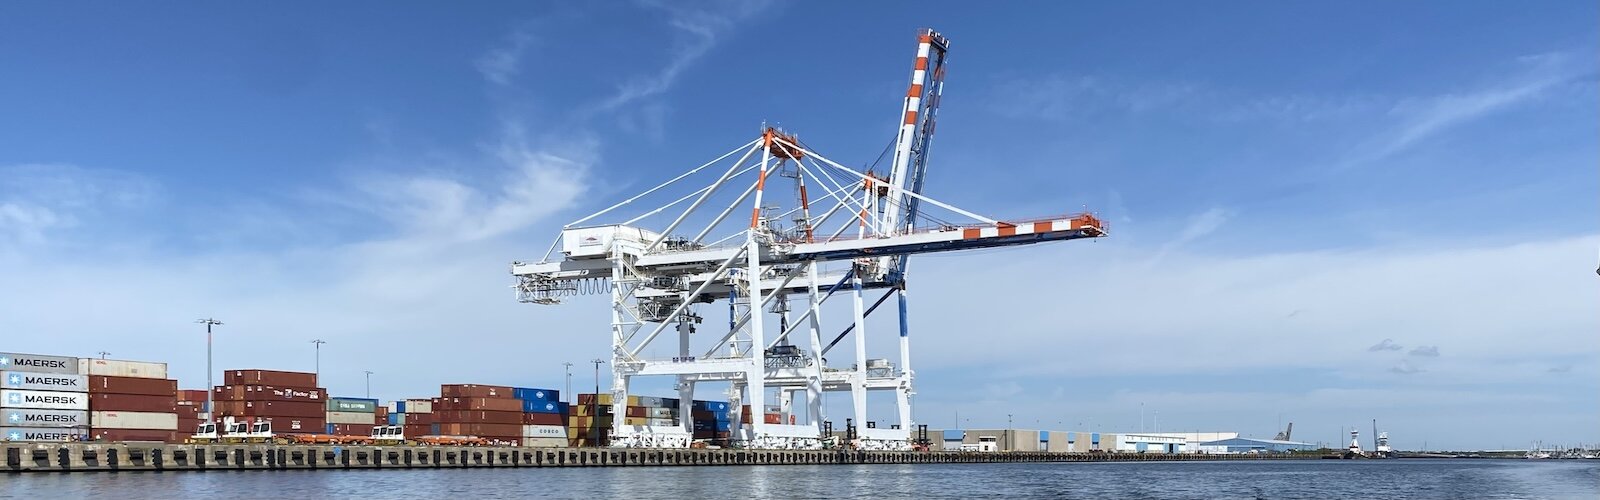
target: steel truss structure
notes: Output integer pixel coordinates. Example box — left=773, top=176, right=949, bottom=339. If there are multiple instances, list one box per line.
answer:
left=510, top=29, right=1105, bottom=450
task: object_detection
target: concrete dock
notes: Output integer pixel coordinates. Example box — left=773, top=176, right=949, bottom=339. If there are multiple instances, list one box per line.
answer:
left=3, top=442, right=1316, bottom=472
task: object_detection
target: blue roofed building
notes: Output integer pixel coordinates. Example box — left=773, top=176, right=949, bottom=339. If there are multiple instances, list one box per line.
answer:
left=1197, top=437, right=1315, bottom=454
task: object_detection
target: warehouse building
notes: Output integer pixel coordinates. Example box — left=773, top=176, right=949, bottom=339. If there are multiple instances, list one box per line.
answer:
left=1196, top=437, right=1314, bottom=454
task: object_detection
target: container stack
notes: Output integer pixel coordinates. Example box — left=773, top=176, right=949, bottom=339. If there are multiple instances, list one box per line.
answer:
left=326, top=397, right=378, bottom=436
left=690, top=400, right=734, bottom=442
left=434, top=384, right=523, bottom=445
left=570, top=394, right=693, bottom=446
left=212, top=369, right=325, bottom=434
left=1, top=352, right=89, bottom=443
left=387, top=398, right=433, bottom=437
left=514, top=387, right=567, bottom=447
left=175, top=389, right=207, bottom=434
left=84, top=358, right=178, bottom=443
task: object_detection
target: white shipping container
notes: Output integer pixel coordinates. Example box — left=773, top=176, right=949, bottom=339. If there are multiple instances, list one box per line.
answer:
left=405, top=399, right=433, bottom=414
left=77, top=359, right=168, bottom=379
left=2, top=427, right=86, bottom=442
left=1, top=389, right=88, bottom=410
left=520, top=436, right=567, bottom=448
left=645, top=418, right=676, bottom=427
left=0, top=353, right=79, bottom=374
left=326, top=411, right=373, bottom=425
left=521, top=425, right=565, bottom=438
left=647, top=407, right=676, bottom=418
left=90, top=411, right=178, bottom=430
left=2, top=370, right=88, bottom=392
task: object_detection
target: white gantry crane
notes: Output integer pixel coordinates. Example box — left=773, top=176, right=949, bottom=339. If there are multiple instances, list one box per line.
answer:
left=510, top=28, right=1105, bottom=450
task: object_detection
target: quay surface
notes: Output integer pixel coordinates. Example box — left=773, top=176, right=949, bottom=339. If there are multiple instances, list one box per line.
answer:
left=4, top=442, right=1316, bottom=473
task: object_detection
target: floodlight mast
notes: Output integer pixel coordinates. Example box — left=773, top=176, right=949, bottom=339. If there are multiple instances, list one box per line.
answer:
left=509, top=28, right=1105, bottom=450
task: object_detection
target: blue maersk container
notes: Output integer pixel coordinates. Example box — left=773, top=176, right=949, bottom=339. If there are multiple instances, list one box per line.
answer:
left=693, top=420, right=731, bottom=432
left=1068, top=432, right=1076, bottom=444
left=942, top=430, right=963, bottom=441
left=1091, top=433, right=1100, bottom=444
left=512, top=387, right=560, bottom=403
left=693, top=401, right=729, bottom=412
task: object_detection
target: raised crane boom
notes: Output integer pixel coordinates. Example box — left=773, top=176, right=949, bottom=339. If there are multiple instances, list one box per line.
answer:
left=509, top=28, right=1105, bottom=451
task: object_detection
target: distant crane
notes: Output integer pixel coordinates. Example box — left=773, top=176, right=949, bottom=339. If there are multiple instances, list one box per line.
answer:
left=510, top=28, right=1106, bottom=450
left=1273, top=422, right=1293, bottom=441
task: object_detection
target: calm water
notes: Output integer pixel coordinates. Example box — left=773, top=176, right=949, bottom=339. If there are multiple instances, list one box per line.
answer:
left=3, top=459, right=1597, bottom=499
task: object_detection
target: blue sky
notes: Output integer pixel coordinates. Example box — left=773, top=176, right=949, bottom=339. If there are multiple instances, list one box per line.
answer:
left=1, top=1, right=1595, bottom=450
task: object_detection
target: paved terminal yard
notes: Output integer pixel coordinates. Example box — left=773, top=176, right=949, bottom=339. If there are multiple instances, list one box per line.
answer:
left=4, top=442, right=1315, bottom=472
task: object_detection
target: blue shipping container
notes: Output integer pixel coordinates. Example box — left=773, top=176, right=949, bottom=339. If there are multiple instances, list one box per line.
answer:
left=693, top=421, right=731, bottom=432
left=386, top=413, right=400, bottom=425
left=692, top=401, right=730, bottom=412
left=395, top=401, right=406, bottom=413
left=513, top=387, right=560, bottom=402
left=524, top=400, right=563, bottom=414
left=1068, top=432, right=1076, bottom=443
left=942, top=430, right=963, bottom=441
left=1091, top=433, right=1100, bottom=444
left=430, top=424, right=440, bottom=435
left=326, top=423, right=335, bottom=434
left=1040, top=433, right=1049, bottom=443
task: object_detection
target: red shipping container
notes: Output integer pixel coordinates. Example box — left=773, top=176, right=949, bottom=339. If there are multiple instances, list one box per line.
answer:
left=435, top=397, right=520, bottom=412
left=440, top=384, right=514, bottom=399
left=177, top=389, right=209, bottom=402
left=433, top=410, right=521, bottom=425
left=216, top=385, right=326, bottom=402
left=404, top=413, right=434, bottom=425
left=375, top=406, right=388, bottom=418
left=87, top=393, right=177, bottom=413
left=625, top=406, right=648, bottom=418
left=88, top=376, right=177, bottom=396
left=403, top=424, right=432, bottom=437
left=231, top=400, right=324, bottom=418
left=330, top=423, right=374, bottom=435
left=93, top=428, right=180, bottom=443
left=437, top=423, right=520, bottom=436
left=224, top=369, right=317, bottom=388
left=242, top=416, right=325, bottom=433
left=523, top=412, right=563, bottom=426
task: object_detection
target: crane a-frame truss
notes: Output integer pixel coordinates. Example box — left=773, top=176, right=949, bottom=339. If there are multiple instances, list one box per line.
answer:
left=510, top=29, right=1105, bottom=450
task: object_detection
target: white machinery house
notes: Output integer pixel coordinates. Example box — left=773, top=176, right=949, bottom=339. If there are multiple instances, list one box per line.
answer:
left=510, top=28, right=1106, bottom=450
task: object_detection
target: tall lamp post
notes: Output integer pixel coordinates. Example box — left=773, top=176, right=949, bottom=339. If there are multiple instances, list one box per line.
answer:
left=590, top=358, right=605, bottom=445
left=310, top=339, right=327, bottom=383
left=364, top=370, right=374, bottom=398
left=563, top=362, right=574, bottom=404
left=195, top=318, right=223, bottom=418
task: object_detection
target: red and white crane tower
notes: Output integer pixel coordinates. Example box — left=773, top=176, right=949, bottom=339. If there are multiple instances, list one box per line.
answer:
left=510, top=28, right=1105, bottom=450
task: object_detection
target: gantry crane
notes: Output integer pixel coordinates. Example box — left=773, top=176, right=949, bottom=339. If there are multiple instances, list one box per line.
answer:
left=510, top=28, right=1105, bottom=450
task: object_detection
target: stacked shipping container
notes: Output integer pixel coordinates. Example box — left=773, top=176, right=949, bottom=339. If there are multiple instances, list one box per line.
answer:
left=326, top=397, right=378, bottom=435
left=386, top=398, right=434, bottom=438
left=1, top=352, right=89, bottom=443
left=432, top=384, right=568, bottom=446
left=176, top=389, right=207, bottom=434
left=85, top=358, right=179, bottom=442
left=212, top=369, right=326, bottom=433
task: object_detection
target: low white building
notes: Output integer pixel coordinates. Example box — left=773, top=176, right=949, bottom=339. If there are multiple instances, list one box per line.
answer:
left=1108, top=433, right=1188, bottom=453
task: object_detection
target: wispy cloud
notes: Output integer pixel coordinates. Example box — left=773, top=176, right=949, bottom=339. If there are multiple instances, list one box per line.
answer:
left=476, top=27, right=537, bottom=86
left=1150, top=207, right=1231, bottom=263
left=1409, top=345, right=1440, bottom=357
left=596, top=0, right=770, bottom=110
left=1368, top=338, right=1404, bottom=352
left=988, top=73, right=1198, bottom=121
left=0, top=164, right=157, bottom=245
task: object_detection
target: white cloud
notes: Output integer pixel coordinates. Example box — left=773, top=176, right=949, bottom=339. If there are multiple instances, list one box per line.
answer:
left=1409, top=345, right=1440, bottom=357
left=0, top=164, right=158, bottom=245
left=476, top=27, right=536, bottom=86
left=595, top=0, right=770, bottom=110
left=907, top=233, right=1600, bottom=381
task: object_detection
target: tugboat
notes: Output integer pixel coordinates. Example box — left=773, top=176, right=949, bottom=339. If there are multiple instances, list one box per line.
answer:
left=1371, top=420, right=1393, bottom=459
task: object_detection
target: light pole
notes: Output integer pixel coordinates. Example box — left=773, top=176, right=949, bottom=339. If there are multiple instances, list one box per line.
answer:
left=96, top=351, right=110, bottom=360
left=195, top=318, right=223, bottom=418
left=563, top=362, right=574, bottom=404
left=310, top=339, right=327, bottom=383
left=364, top=371, right=373, bottom=398
left=590, top=359, right=605, bottom=445
left=1007, top=413, right=1013, bottom=452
